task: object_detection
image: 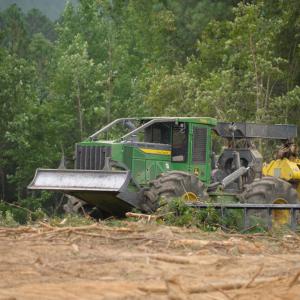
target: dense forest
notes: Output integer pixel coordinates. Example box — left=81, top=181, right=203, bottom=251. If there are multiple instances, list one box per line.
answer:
left=0, top=0, right=300, bottom=217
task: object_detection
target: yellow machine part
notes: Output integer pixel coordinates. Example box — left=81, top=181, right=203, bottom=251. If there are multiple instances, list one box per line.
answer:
left=262, top=158, right=300, bottom=181
left=262, top=158, right=300, bottom=197
left=182, top=192, right=198, bottom=202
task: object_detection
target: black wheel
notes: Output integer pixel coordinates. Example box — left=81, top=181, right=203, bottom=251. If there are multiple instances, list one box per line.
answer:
left=63, top=196, right=85, bottom=214
left=142, top=171, right=208, bottom=213
left=63, top=195, right=108, bottom=219
left=240, top=176, right=299, bottom=225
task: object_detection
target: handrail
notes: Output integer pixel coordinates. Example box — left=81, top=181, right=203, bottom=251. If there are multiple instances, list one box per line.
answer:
left=115, top=117, right=177, bottom=142
left=89, top=118, right=137, bottom=140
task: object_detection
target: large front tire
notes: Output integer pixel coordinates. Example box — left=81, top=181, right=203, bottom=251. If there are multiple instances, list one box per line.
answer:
left=142, top=171, right=208, bottom=213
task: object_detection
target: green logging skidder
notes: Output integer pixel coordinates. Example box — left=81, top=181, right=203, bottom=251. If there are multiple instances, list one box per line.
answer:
left=28, top=117, right=300, bottom=222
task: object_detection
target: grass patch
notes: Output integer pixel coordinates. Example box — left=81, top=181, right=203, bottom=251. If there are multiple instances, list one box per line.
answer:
left=49, top=214, right=95, bottom=227
left=158, top=198, right=220, bottom=231
left=0, top=210, right=19, bottom=227
left=157, top=198, right=269, bottom=233
left=0, top=200, right=47, bottom=225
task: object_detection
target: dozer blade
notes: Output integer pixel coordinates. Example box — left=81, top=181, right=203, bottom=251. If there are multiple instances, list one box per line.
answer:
left=28, top=169, right=143, bottom=216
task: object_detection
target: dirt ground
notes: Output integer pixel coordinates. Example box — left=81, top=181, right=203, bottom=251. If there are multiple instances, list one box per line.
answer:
left=1, top=221, right=300, bottom=300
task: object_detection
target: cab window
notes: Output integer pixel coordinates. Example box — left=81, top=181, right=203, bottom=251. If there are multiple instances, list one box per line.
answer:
left=171, top=123, right=188, bottom=162
left=144, top=123, right=171, bottom=144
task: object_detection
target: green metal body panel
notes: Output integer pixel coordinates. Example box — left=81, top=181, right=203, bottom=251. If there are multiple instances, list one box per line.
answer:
left=77, top=118, right=217, bottom=187
left=111, top=143, right=123, bottom=162
left=209, top=192, right=238, bottom=204
left=123, top=146, right=170, bottom=185
left=188, top=123, right=212, bottom=183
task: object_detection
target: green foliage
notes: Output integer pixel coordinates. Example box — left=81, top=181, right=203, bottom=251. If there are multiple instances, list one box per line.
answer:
left=0, top=200, right=46, bottom=225
left=0, top=210, right=19, bottom=227
left=161, top=198, right=220, bottom=231
left=52, top=33, right=104, bottom=145
left=166, top=0, right=236, bottom=62
left=0, top=0, right=300, bottom=224
left=0, top=4, right=29, bottom=56
left=145, top=67, right=199, bottom=116
left=25, top=8, right=57, bottom=40
left=159, top=198, right=270, bottom=233
left=49, top=214, right=94, bottom=227
left=147, top=1, right=297, bottom=124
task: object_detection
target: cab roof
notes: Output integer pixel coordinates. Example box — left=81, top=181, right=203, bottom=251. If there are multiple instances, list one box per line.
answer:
left=139, top=117, right=217, bottom=126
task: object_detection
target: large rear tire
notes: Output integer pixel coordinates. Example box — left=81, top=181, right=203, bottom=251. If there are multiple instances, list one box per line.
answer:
left=240, top=176, right=299, bottom=225
left=142, top=171, right=208, bottom=213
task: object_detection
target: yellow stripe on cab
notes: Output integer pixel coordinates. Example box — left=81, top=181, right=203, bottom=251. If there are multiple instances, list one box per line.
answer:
left=139, top=148, right=171, bottom=155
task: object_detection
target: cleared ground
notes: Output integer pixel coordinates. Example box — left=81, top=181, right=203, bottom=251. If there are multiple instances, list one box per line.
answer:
left=0, top=221, right=300, bottom=300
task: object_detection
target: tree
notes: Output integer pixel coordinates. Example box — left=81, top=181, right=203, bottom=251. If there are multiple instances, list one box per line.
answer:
left=0, top=50, right=57, bottom=200
left=0, top=4, right=29, bottom=56
left=1, top=0, right=300, bottom=211
left=144, top=2, right=293, bottom=123
left=51, top=34, right=104, bottom=152
left=165, top=0, right=237, bottom=62
left=25, top=8, right=56, bottom=41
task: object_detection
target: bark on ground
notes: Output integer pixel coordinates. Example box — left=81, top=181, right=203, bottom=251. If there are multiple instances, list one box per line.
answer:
left=0, top=221, right=299, bottom=299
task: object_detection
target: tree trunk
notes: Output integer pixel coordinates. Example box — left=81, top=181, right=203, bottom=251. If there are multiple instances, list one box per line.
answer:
left=0, top=168, right=5, bottom=201
left=249, top=34, right=261, bottom=122
left=76, top=80, right=83, bottom=140
left=107, top=42, right=113, bottom=124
